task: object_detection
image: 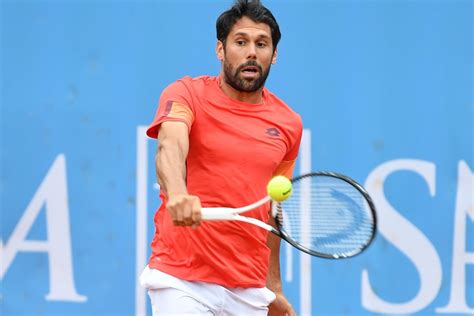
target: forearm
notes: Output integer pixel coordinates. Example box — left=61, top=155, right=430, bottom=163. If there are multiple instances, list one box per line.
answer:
left=155, top=122, right=190, bottom=198
left=266, top=216, right=283, bottom=293
left=156, top=138, right=188, bottom=197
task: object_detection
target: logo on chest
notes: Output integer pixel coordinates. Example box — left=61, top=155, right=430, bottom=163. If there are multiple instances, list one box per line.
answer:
left=265, top=127, right=281, bottom=137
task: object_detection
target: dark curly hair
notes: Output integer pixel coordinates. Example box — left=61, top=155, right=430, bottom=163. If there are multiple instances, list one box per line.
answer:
left=216, top=0, right=281, bottom=52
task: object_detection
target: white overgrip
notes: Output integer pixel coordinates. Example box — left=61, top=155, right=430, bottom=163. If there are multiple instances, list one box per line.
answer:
left=201, top=196, right=271, bottom=220
left=201, top=207, right=236, bottom=220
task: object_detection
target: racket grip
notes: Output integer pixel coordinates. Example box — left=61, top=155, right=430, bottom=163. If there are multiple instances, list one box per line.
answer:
left=201, top=207, right=235, bottom=220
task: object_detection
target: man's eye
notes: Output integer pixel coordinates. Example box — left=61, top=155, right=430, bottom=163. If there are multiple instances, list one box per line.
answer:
left=257, top=42, right=267, bottom=48
left=236, top=40, right=246, bottom=46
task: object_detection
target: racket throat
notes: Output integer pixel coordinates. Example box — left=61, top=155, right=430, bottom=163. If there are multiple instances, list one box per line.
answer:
left=233, top=215, right=275, bottom=232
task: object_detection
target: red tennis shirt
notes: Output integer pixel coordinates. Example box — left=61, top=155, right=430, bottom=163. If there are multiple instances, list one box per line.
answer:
left=146, top=76, right=302, bottom=288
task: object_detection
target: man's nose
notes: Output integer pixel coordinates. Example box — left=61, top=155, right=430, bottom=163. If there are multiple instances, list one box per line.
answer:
left=246, top=44, right=257, bottom=59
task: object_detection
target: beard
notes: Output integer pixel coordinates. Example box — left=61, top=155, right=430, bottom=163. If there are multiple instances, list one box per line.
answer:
left=223, top=60, right=271, bottom=93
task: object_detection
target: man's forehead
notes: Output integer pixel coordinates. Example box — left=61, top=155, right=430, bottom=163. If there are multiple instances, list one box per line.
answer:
left=229, top=16, right=272, bottom=37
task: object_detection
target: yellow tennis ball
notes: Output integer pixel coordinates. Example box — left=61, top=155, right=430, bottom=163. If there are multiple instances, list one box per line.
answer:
left=267, top=176, right=293, bottom=202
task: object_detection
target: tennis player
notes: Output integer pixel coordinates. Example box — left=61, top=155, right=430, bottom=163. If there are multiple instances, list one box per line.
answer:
left=140, top=1, right=302, bottom=315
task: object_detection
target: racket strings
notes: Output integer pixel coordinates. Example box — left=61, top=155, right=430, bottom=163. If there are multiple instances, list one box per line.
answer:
left=279, top=175, right=374, bottom=257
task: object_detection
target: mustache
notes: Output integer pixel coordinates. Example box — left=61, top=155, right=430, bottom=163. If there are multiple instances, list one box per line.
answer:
left=236, top=61, right=263, bottom=73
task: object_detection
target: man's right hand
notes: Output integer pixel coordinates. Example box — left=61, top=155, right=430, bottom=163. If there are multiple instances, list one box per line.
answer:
left=166, top=194, right=202, bottom=228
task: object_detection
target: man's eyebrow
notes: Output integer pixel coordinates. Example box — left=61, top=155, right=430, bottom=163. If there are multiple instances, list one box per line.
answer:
left=232, top=31, right=271, bottom=40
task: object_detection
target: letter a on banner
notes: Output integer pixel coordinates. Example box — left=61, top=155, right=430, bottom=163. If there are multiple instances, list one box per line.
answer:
left=0, top=154, right=86, bottom=302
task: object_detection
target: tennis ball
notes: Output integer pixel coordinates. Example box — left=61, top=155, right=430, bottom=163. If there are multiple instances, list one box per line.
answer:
left=267, top=176, right=293, bottom=202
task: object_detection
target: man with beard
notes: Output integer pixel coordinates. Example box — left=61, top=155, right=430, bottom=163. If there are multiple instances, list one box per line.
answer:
left=140, top=1, right=302, bottom=315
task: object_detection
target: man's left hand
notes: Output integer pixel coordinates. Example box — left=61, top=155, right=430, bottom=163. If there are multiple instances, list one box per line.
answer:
left=268, top=292, right=296, bottom=316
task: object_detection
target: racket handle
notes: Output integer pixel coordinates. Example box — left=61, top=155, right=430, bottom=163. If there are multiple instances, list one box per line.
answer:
left=201, top=196, right=271, bottom=220
left=201, top=207, right=236, bottom=220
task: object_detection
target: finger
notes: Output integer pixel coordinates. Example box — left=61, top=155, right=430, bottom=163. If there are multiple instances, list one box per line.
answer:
left=174, top=204, right=185, bottom=226
left=166, top=205, right=179, bottom=226
left=183, top=202, right=194, bottom=226
left=191, top=198, right=202, bottom=225
left=191, top=211, right=201, bottom=226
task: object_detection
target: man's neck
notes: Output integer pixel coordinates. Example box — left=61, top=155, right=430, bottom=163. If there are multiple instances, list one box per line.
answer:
left=219, top=74, right=264, bottom=104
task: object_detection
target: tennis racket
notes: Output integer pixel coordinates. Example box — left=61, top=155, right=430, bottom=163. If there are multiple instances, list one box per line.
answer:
left=201, top=172, right=377, bottom=259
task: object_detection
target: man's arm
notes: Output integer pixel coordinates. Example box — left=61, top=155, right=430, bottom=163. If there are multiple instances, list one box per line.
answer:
left=267, top=157, right=298, bottom=316
left=266, top=216, right=296, bottom=316
left=156, top=121, right=201, bottom=227
left=266, top=217, right=283, bottom=294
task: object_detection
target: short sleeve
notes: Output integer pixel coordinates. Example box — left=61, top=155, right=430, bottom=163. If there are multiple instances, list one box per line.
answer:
left=283, top=115, right=303, bottom=161
left=273, top=114, right=303, bottom=179
left=146, top=78, right=195, bottom=138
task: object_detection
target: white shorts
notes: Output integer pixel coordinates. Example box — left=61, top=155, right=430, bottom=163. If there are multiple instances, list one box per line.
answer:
left=140, top=266, right=276, bottom=316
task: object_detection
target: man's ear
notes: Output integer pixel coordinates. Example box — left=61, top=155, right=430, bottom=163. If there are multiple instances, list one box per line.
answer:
left=216, top=41, right=225, bottom=62
left=271, top=48, right=278, bottom=65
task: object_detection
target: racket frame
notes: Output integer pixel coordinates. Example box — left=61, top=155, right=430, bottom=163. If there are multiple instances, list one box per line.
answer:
left=201, top=171, right=378, bottom=259
left=275, top=172, right=378, bottom=259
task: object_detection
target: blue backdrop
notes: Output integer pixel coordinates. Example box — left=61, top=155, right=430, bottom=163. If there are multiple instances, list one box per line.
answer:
left=1, top=0, right=472, bottom=315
